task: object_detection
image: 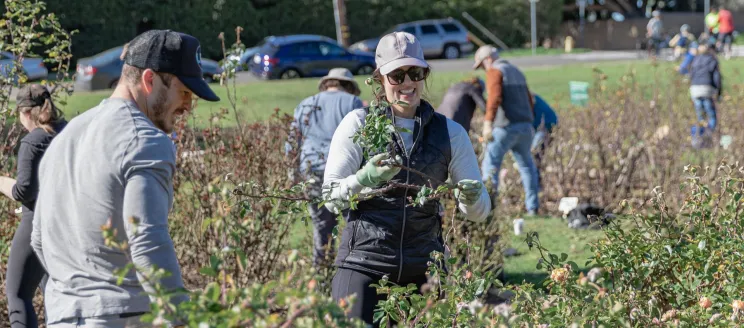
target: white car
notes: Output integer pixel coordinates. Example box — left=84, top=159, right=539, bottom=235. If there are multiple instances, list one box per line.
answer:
left=349, top=18, right=474, bottom=59
left=0, top=51, right=49, bottom=81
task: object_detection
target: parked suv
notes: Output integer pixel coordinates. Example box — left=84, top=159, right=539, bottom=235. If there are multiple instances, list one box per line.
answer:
left=349, top=18, right=474, bottom=59
left=248, top=34, right=376, bottom=80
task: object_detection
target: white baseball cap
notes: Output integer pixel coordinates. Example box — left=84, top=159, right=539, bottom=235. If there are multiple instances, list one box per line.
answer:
left=375, top=32, right=429, bottom=75
left=473, top=45, right=500, bottom=70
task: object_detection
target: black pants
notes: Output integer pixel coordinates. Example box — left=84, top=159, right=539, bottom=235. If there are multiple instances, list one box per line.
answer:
left=6, top=218, right=47, bottom=328
left=308, top=203, right=337, bottom=267
left=331, top=268, right=427, bottom=327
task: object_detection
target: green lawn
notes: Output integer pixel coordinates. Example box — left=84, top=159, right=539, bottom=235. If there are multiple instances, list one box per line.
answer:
left=52, top=59, right=744, bottom=127
left=474, top=47, right=591, bottom=58
left=286, top=214, right=604, bottom=287
left=503, top=216, right=604, bottom=285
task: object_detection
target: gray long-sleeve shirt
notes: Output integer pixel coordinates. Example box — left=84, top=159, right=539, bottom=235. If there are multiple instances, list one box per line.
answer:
left=436, top=82, right=486, bottom=132
left=32, top=98, right=187, bottom=323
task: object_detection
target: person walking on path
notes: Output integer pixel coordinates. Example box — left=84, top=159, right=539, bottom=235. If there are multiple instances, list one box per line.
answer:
left=435, top=77, right=486, bottom=132
left=31, top=29, right=220, bottom=327
left=322, top=32, right=490, bottom=326
left=647, top=10, right=664, bottom=58
left=531, top=93, right=558, bottom=191
left=473, top=45, right=539, bottom=216
left=689, top=44, right=722, bottom=135
left=288, top=67, right=363, bottom=267
left=717, top=5, right=735, bottom=59
left=0, top=85, right=66, bottom=328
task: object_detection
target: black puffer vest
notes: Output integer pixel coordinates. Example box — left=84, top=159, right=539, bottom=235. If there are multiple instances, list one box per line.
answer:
left=335, top=101, right=452, bottom=282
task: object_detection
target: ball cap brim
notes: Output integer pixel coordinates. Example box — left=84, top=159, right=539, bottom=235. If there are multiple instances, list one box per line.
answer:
left=179, top=76, right=220, bottom=102
left=123, top=30, right=220, bottom=102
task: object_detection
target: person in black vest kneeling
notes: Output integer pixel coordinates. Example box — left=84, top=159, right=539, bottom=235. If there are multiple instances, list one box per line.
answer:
left=321, top=31, right=492, bottom=326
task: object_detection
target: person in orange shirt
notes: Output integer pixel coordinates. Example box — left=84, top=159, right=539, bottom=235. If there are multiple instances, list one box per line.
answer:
left=473, top=45, right=539, bottom=215
left=717, top=5, right=735, bottom=59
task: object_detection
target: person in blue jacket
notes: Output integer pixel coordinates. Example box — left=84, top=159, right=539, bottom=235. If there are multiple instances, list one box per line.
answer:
left=531, top=94, right=558, bottom=190
left=678, top=42, right=699, bottom=75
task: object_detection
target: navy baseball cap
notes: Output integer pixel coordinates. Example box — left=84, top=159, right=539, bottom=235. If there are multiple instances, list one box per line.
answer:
left=123, top=29, right=220, bottom=102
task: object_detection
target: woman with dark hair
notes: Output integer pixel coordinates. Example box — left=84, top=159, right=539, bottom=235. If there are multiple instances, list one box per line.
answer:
left=0, top=84, right=66, bottom=328
left=322, top=32, right=490, bottom=326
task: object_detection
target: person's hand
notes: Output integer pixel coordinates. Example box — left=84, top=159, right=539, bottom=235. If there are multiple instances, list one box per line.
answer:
left=356, top=153, right=402, bottom=187
left=482, top=121, right=494, bottom=142
left=454, top=180, right=483, bottom=205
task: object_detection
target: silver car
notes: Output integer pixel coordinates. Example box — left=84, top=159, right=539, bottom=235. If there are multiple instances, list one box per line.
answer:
left=349, top=18, right=474, bottom=59
left=0, top=51, right=49, bottom=81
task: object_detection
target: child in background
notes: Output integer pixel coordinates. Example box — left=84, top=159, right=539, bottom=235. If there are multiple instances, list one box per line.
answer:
left=669, top=24, right=696, bottom=60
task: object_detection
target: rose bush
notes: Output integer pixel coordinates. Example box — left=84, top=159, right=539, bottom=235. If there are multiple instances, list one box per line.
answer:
left=3, top=8, right=744, bottom=326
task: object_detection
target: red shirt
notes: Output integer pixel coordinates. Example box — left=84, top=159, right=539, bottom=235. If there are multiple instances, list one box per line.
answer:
left=718, top=9, right=734, bottom=34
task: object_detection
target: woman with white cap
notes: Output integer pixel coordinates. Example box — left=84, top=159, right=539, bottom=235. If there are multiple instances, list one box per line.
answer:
left=322, top=32, right=491, bottom=325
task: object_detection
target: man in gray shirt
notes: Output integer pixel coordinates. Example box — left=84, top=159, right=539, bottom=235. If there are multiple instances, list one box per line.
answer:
left=32, top=30, right=220, bottom=327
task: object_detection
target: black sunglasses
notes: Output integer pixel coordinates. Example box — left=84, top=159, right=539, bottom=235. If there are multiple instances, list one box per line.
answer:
left=386, top=66, right=430, bottom=85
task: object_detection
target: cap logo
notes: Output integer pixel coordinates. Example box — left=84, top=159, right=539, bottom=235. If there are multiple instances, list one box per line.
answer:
left=196, top=45, right=202, bottom=67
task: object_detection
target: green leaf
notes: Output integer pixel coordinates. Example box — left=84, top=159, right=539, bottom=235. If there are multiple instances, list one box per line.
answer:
left=199, top=267, right=218, bottom=277
left=373, top=310, right=385, bottom=323
left=560, top=253, right=568, bottom=261
left=204, top=282, right=221, bottom=301
left=475, top=279, right=487, bottom=296
left=210, top=255, right=222, bottom=270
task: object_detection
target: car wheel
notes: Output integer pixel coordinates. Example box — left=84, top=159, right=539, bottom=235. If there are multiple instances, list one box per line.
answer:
left=109, top=79, right=119, bottom=89
left=280, top=69, right=301, bottom=79
left=356, top=65, right=375, bottom=76
left=443, top=44, right=461, bottom=59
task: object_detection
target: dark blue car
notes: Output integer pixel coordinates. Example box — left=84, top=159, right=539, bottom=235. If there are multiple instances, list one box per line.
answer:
left=249, top=35, right=376, bottom=80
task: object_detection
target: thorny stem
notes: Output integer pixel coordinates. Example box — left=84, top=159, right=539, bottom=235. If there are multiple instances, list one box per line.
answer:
left=219, top=32, right=244, bottom=135
left=278, top=305, right=312, bottom=328
left=221, top=215, right=228, bottom=305
left=410, top=299, right=435, bottom=327
left=380, top=161, right=456, bottom=189
left=233, top=190, right=314, bottom=202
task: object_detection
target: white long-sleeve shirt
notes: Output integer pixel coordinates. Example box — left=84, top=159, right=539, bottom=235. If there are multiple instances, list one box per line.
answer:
left=322, top=108, right=491, bottom=222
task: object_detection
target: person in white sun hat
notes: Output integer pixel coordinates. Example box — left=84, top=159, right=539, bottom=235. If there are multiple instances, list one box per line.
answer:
left=322, top=31, right=490, bottom=326
left=287, top=67, right=363, bottom=268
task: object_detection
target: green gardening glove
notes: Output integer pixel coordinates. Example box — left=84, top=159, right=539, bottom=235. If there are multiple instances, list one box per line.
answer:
left=454, top=179, right=483, bottom=205
left=356, top=153, right=403, bottom=187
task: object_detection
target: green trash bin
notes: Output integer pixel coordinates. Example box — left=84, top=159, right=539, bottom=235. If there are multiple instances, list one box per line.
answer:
left=569, top=81, right=590, bottom=107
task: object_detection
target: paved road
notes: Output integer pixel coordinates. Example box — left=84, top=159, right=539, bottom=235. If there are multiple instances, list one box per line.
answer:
left=232, top=50, right=643, bottom=83
left=12, top=48, right=738, bottom=96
